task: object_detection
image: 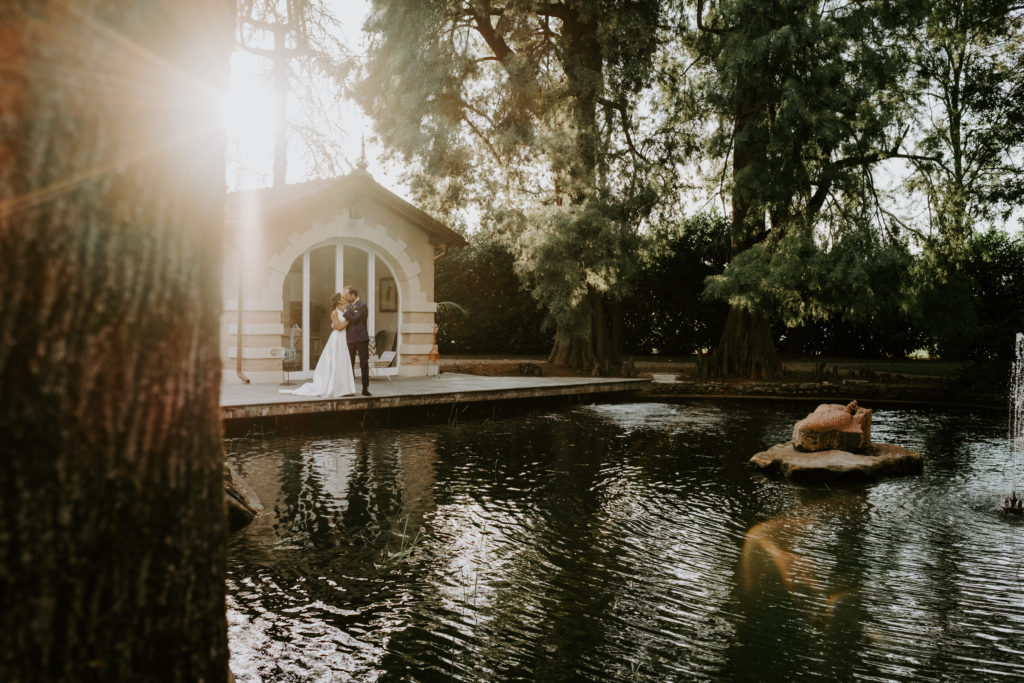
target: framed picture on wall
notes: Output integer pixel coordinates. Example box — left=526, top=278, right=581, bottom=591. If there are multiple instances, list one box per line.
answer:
left=379, top=277, right=397, bottom=312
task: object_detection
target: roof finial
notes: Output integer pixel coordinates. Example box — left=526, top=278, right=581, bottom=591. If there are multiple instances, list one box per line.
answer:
left=356, top=132, right=369, bottom=174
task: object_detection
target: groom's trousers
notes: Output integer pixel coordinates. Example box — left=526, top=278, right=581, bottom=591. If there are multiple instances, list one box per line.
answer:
left=349, top=340, right=369, bottom=390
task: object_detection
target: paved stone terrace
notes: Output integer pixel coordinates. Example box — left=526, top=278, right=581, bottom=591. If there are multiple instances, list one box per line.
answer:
left=220, top=373, right=651, bottom=421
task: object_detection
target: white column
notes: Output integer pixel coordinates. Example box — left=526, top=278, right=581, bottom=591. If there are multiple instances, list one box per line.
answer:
left=335, top=243, right=344, bottom=294
left=367, top=251, right=376, bottom=337
left=301, top=250, right=310, bottom=372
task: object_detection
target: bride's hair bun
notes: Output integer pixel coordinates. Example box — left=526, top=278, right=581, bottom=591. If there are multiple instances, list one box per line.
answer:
left=330, top=292, right=343, bottom=308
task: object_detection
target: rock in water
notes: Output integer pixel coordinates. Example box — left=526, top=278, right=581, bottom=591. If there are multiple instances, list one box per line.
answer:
left=751, top=401, right=922, bottom=483
left=792, top=401, right=872, bottom=453
left=750, top=442, right=923, bottom=483
left=224, top=462, right=263, bottom=531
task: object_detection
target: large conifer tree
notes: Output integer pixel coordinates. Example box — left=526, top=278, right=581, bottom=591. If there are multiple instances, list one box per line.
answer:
left=358, top=0, right=667, bottom=372
left=689, top=0, right=926, bottom=376
left=0, top=1, right=233, bottom=679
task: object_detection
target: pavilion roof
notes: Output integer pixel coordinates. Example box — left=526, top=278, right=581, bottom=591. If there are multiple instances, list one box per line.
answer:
left=224, top=172, right=466, bottom=247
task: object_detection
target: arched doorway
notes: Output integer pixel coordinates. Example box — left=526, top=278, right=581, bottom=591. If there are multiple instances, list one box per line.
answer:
left=281, top=242, right=400, bottom=378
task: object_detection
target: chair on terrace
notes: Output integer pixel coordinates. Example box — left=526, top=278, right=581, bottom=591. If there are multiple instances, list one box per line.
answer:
left=369, top=330, right=396, bottom=381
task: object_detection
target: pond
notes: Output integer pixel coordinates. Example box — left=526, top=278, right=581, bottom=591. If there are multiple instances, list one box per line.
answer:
left=225, top=400, right=1024, bottom=682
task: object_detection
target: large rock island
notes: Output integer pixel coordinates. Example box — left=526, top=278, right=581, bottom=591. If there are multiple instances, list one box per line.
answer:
left=750, top=401, right=923, bottom=482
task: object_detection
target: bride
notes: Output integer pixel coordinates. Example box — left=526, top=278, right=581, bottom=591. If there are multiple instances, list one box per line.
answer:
left=280, top=292, right=357, bottom=398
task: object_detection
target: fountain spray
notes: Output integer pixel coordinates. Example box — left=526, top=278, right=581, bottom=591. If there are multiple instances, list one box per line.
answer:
left=1004, top=333, right=1024, bottom=514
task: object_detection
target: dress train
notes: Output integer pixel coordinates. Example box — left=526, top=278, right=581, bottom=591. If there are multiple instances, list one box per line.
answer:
left=279, top=328, right=356, bottom=398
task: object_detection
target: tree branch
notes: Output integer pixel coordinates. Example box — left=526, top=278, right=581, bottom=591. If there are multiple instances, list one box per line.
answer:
left=532, top=2, right=572, bottom=21
left=236, top=43, right=277, bottom=59
left=239, top=15, right=279, bottom=33
left=465, top=2, right=545, bottom=118
left=888, top=152, right=943, bottom=164
left=461, top=114, right=503, bottom=164
left=806, top=138, right=942, bottom=224
left=469, top=3, right=515, bottom=63
left=597, top=97, right=648, bottom=163
left=235, top=42, right=307, bottom=60
left=534, top=12, right=560, bottom=41
left=831, top=149, right=941, bottom=171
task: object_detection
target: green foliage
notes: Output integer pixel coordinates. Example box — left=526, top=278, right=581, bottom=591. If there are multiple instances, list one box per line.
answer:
left=358, top=1, right=676, bottom=359
left=360, top=0, right=1023, bottom=365
left=912, top=229, right=1024, bottom=360
left=706, top=213, right=917, bottom=330
left=684, top=0, right=924, bottom=324
left=491, top=195, right=649, bottom=342
left=436, top=218, right=1024, bottom=361
left=434, top=237, right=551, bottom=355
left=622, top=213, right=731, bottom=355
left=776, top=251, right=925, bottom=359
left=905, top=0, right=1024, bottom=237
left=437, top=213, right=730, bottom=358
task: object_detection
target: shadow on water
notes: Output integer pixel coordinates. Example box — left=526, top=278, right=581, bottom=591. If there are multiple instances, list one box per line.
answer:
left=225, top=400, right=1024, bottom=682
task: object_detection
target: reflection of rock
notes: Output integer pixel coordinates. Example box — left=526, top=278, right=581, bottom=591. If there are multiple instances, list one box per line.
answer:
left=751, top=401, right=921, bottom=482
left=792, top=401, right=871, bottom=453
left=224, top=462, right=263, bottom=531
left=739, top=515, right=813, bottom=596
left=738, top=493, right=865, bottom=627
left=751, top=442, right=923, bottom=482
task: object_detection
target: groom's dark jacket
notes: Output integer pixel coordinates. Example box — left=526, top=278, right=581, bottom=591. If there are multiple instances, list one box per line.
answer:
left=343, top=299, right=369, bottom=343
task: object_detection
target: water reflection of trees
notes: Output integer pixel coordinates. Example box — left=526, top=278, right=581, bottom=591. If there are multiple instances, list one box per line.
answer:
left=403, top=416, right=621, bottom=680
left=226, top=405, right=1024, bottom=681
left=229, top=430, right=448, bottom=679
left=406, top=405, right=797, bottom=681
left=260, top=432, right=440, bottom=550
left=273, top=439, right=341, bottom=544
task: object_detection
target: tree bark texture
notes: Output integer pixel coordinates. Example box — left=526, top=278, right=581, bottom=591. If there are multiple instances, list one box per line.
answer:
left=700, top=307, right=780, bottom=379
left=545, top=7, right=623, bottom=374
left=548, top=288, right=622, bottom=374
left=730, top=81, right=766, bottom=256
left=0, top=2, right=233, bottom=680
left=561, top=5, right=602, bottom=197
left=706, top=56, right=779, bottom=378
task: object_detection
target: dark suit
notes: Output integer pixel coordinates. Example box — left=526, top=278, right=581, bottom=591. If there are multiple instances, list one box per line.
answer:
left=343, top=299, right=370, bottom=390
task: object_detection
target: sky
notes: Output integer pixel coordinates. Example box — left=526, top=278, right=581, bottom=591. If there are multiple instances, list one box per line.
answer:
left=223, top=0, right=405, bottom=194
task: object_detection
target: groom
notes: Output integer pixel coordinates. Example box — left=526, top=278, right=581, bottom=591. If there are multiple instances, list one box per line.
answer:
left=342, top=285, right=371, bottom=396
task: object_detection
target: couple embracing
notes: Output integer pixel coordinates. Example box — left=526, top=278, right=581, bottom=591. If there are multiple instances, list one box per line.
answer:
left=280, top=286, right=371, bottom=398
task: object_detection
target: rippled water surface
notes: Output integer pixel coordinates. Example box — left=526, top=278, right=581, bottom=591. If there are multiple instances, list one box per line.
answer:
left=225, top=401, right=1024, bottom=681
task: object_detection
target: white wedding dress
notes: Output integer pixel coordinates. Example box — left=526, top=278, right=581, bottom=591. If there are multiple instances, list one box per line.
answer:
left=279, top=318, right=356, bottom=398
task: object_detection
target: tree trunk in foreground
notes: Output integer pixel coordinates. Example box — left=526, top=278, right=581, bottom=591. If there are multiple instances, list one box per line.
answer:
left=0, top=2, right=232, bottom=680
left=699, top=307, right=780, bottom=379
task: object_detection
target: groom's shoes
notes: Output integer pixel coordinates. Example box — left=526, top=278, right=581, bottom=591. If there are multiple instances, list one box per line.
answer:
left=362, top=388, right=371, bottom=396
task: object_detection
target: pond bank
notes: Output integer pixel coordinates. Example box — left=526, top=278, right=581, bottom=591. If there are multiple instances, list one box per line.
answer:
left=643, top=378, right=999, bottom=409
left=441, top=356, right=1000, bottom=409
